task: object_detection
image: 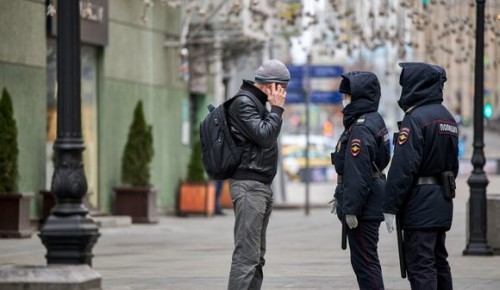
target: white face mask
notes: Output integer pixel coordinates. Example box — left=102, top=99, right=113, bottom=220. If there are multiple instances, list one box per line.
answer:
left=342, top=99, right=351, bottom=108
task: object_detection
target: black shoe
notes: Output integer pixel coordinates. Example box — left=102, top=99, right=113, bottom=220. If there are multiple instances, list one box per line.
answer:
left=215, top=211, right=226, bottom=216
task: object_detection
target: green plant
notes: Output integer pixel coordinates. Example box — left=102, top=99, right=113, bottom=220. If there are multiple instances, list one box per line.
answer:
left=186, top=136, right=207, bottom=182
left=0, top=88, right=19, bottom=192
left=121, top=100, right=154, bottom=187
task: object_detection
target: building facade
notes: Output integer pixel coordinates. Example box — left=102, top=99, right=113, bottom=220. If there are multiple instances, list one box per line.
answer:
left=0, top=0, right=198, bottom=218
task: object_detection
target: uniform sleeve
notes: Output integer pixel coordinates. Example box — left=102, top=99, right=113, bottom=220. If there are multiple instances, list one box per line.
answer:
left=383, top=115, right=423, bottom=214
left=229, top=96, right=282, bottom=148
left=343, top=125, right=376, bottom=215
left=452, top=156, right=459, bottom=178
left=452, top=129, right=460, bottom=177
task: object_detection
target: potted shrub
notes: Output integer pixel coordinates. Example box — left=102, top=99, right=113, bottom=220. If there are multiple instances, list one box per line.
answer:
left=178, top=136, right=215, bottom=216
left=0, top=88, right=32, bottom=238
left=114, top=100, right=157, bottom=223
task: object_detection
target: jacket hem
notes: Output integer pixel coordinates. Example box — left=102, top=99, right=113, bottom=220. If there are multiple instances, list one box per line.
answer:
left=232, top=170, right=272, bottom=185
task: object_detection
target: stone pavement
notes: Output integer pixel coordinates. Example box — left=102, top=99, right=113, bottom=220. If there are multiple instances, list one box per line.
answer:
left=1, top=175, right=500, bottom=290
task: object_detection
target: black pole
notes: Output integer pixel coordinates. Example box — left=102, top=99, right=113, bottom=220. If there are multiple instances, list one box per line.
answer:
left=39, top=0, right=100, bottom=265
left=463, top=0, right=493, bottom=256
left=304, top=53, right=311, bottom=216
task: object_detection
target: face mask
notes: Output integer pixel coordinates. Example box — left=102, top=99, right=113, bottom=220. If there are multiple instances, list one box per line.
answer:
left=342, top=99, right=351, bottom=108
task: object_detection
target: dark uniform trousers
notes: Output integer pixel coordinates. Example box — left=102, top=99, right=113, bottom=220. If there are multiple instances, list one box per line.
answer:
left=347, top=220, right=385, bottom=290
left=404, top=230, right=453, bottom=290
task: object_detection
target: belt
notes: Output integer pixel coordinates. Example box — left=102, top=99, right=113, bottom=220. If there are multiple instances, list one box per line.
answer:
left=337, top=172, right=380, bottom=184
left=416, top=176, right=440, bottom=185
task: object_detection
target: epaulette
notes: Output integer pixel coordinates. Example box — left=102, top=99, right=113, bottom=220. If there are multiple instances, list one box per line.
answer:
left=405, top=106, right=416, bottom=115
left=355, top=114, right=366, bottom=125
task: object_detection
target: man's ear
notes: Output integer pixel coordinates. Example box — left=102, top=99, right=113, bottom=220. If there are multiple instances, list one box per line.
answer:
left=262, top=84, right=270, bottom=95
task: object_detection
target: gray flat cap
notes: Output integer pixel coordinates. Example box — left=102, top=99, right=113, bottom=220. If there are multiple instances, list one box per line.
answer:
left=255, top=59, right=290, bottom=84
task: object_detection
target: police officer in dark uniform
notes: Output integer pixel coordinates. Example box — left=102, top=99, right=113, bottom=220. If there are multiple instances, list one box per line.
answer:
left=331, top=71, right=390, bottom=290
left=383, top=62, right=458, bottom=290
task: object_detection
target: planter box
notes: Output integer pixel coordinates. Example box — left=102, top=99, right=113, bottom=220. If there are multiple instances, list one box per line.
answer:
left=487, top=194, right=500, bottom=254
left=178, top=182, right=215, bottom=216
left=114, top=187, right=158, bottom=224
left=39, top=190, right=56, bottom=227
left=220, top=180, right=233, bottom=209
left=0, top=193, right=33, bottom=238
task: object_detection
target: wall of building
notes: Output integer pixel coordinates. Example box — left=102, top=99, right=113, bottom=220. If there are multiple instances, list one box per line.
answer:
left=99, top=1, right=190, bottom=213
left=0, top=0, right=47, bottom=217
left=0, top=0, right=194, bottom=218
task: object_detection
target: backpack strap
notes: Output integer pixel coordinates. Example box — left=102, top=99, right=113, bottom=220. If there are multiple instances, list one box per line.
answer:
left=207, top=104, right=216, bottom=112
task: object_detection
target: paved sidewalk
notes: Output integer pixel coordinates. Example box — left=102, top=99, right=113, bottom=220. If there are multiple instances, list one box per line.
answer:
left=1, top=175, right=500, bottom=290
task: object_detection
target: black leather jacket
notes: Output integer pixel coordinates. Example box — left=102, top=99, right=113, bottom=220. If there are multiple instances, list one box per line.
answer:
left=227, top=80, right=284, bottom=184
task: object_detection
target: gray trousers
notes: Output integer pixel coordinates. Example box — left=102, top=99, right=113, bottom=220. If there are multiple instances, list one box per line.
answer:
left=228, top=179, right=273, bottom=290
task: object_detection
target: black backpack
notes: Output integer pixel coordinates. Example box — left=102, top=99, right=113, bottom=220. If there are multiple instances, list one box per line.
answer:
left=199, top=92, right=259, bottom=180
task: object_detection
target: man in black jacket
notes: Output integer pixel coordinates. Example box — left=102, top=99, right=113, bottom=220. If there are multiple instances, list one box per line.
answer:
left=331, top=71, right=390, bottom=290
left=384, top=62, right=459, bottom=290
left=226, top=59, right=289, bottom=290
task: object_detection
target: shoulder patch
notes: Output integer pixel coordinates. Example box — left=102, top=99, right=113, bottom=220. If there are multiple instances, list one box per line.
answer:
left=438, top=122, right=458, bottom=136
left=398, top=128, right=410, bottom=145
left=357, top=118, right=365, bottom=123
left=350, top=139, right=361, bottom=156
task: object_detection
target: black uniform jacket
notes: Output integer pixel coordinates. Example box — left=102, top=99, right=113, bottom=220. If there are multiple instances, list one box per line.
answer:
left=332, top=71, right=390, bottom=221
left=384, top=62, right=459, bottom=231
left=227, top=80, right=284, bottom=185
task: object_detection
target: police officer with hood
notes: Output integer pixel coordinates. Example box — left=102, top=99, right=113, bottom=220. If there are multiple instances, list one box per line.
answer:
left=384, top=62, right=459, bottom=290
left=331, top=71, right=390, bottom=290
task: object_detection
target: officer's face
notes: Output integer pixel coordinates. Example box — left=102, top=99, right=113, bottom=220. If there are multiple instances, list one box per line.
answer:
left=342, top=94, right=351, bottom=108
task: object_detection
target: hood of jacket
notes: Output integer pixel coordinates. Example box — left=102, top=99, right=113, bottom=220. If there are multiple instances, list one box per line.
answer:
left=398, top=62, right=447, bottom=111
left=341, top=71, right=381, bottom=128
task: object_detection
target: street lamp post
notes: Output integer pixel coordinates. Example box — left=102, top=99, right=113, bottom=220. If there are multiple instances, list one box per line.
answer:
left=39, top=0, right=100, bottom=265
left=304, top=53, right=312, bottom=216
left=463, top=0, right=493, bottom=256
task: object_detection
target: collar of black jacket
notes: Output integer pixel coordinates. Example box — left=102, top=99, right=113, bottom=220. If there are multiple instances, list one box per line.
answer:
left=240, top=79, right=268, bottom=105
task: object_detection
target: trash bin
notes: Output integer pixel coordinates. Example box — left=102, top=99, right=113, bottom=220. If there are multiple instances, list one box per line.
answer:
left=487, top=194, right=500, bottom=254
